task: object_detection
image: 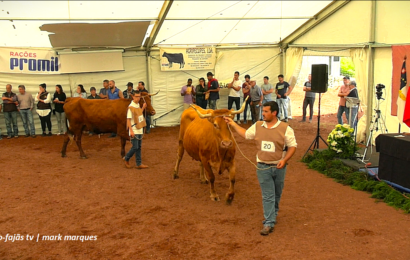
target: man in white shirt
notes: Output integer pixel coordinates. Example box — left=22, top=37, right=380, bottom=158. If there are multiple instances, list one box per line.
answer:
left=227, top=71, right=243, bottom=124
left=124, top=91, right=148, bottom=169
left=224, top=101, right=297, bottom=236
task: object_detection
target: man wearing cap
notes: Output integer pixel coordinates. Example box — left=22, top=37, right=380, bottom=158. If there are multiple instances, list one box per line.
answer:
left=249, top=79, right=263, bottom=124
left=337, top=76, right=351, bottom=124
left=224, top=101, right=297, bottom=236
left=123, top=82, right=135, bottom=100
left=87, top=87, right=101, bottom=99
left=206, top=72, right=220, bottom=110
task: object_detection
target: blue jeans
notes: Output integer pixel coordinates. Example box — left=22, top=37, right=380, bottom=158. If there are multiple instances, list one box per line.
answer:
left=347, top=106, right=358, bottom=129
left=208, top=99, right=217, bottom=110
left=125, top=135, right=143, bottom=166
left=4, top=111, right=18, bottom=136
left=256, top=163, right=287, bottom=227
left=196, top=98, right=207, bottom=109
left=145, top=115, right=151, bottom=133
left=19, top=109, right=36, bottom=135
left=337, top=105, right=349, bottom=124
left=55, top=112, right=67, bottom=134
left=276, top=98, right=288, bottom=120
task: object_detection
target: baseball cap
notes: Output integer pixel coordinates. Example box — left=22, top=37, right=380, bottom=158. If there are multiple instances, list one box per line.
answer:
left=343, top=76, right=350, bottom=80
left=90, top=87, right=96, bottom=91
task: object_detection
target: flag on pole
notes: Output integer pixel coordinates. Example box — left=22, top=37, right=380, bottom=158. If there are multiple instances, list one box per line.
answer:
left=397, top=57, right=410, bottom=127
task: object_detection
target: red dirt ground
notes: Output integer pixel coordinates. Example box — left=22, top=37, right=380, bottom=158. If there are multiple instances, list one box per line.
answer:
left=1, top=87, right=409, bottom=260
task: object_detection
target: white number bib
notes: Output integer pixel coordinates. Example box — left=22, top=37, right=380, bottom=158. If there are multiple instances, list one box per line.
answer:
left=261, top=141, right=275, bottom=152
left=138, top=115, right=144, bottom=123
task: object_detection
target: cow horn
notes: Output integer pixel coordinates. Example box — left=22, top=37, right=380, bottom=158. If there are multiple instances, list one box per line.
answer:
left=231, top=96, right=249, bottom=115
left=148, top=90, right=160, bottom=97
left=190, top=104, right=212, bottom=118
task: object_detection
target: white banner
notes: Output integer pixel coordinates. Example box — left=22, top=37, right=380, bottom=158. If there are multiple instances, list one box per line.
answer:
left=160, top=47, right=216, bottom=71
left=0, top=48, right=60, bottom=74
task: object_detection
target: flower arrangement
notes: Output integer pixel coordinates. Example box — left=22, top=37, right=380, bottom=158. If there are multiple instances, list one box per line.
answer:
left=327, top=124, right=357, bottom=159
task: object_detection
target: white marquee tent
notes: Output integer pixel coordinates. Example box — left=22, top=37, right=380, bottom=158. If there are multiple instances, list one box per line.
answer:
left=0, top=0, right=410, bottom=138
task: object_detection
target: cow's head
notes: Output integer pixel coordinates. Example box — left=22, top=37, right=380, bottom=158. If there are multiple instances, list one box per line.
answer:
left=139, top=91, right=159, bottom=116
left=190, top=97, right=248, bottom=149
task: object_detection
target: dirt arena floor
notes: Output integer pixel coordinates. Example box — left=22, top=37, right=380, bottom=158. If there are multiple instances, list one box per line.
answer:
left=1, top=87, right=410, bottom=259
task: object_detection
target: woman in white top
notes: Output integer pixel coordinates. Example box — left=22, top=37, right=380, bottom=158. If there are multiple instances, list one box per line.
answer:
left=73, top=84, right=87, bottom=98
left=35, top=83, right=53, bottom=136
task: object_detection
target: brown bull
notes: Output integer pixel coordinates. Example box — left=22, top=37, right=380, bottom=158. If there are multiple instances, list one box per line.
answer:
left=173, top=97, right=248, bottom=204
left=61, top=92, right=157, bottom=158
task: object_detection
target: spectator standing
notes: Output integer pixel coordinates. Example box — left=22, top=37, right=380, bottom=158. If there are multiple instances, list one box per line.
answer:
left=181, top=78, right=196, bottom=110
left=53, top=84, right=67, bottom=135
left=138, top=81, right=151, bottom=134
left=35, top=83, right=52, bottom=136
left=261, top=76, right=275, bottom=120
left=206, top=72, right=220, bottom=110
left=2, top=84, right=19, bottom=138
left=227, top=71, right=242, bottom=124
left=17, top=85, right=36, bottom=137
left=124, top=91, right=149, bottom=169
left=242, top=75, right=252, bottom=124
left=108, top=80, right=124, bottom=137
left=337, top=76, right=351, bottom=124
left=346, top=81, right=359, bottom=128
left=99, top=79, right=110, bottom=99
left=195, top=77, right=208, bottom=109
left=87, top=87, right=101, bottom=100
left=275, top=74, right=291, bottom=122
left=123, top=82, right=135, bottom=99
left=301, top=74, right=316, bottom=123
left=249, top=80, right=263, bottom=124
left=73, top=85, right=87, bottom=98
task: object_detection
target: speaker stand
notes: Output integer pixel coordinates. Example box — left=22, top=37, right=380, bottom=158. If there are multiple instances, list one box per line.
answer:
left=303, top=93, right=328, bottom=159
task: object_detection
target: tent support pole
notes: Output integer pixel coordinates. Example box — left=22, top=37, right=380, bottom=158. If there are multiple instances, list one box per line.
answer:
left=365, top=0, right=377, bottom=141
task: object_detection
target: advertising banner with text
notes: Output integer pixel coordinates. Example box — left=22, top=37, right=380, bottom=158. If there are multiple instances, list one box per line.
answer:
left=160, top=47, right=216, bottom=71
left=0, top=48, right=60, bottom=74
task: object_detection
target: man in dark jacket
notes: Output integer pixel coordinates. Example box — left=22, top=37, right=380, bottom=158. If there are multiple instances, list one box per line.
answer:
left=2, top=84, right=19, bottom=138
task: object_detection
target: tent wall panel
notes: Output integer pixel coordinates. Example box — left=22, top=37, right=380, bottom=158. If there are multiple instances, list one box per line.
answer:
left=375, top=1, right=410, bottom=44
left=292, top=1, right=371, bottom=45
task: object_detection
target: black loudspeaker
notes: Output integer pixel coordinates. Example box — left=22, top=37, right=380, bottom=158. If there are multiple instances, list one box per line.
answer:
left=311, top=64, right=328, bottom=93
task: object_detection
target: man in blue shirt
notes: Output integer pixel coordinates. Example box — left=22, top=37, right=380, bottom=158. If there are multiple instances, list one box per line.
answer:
left=108, top=80, right=124, bottom=138
left=99, top=79, right=110, bottom=99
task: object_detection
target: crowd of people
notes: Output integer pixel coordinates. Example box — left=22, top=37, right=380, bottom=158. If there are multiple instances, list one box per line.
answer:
left=0, top=80, right=151, bottom=140
left=180, top=71, right=298, bottom=124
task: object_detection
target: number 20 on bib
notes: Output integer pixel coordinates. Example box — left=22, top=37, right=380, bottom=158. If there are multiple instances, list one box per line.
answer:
left=261, top=141, right=275, bottom=152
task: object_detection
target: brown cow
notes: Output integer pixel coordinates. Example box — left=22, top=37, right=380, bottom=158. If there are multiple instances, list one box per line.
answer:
left=173, top=97, right=248, bottom=204
left=61, top=92, right=157, bottom=158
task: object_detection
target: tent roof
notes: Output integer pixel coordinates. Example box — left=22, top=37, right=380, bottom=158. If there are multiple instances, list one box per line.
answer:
left=0, top=1, right=332, bottom=49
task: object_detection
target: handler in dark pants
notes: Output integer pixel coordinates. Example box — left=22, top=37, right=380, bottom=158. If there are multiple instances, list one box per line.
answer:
left=301, top=74, right=316, bottom=123
left=124, top=91, right=149, bottom=169
left=224, top=101, right=297, bottom=236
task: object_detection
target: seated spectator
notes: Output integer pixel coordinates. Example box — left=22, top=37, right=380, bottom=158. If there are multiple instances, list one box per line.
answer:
left=73, top=85, right=87, bottom=98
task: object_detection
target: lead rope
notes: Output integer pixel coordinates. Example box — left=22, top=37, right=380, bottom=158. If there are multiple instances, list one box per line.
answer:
left=226, top=122, right=277, bottom=171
